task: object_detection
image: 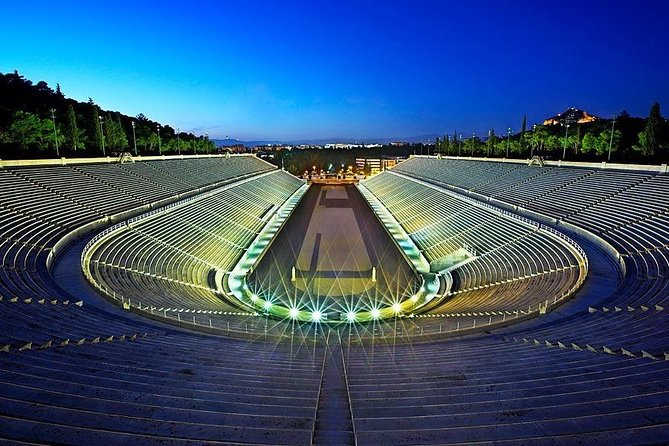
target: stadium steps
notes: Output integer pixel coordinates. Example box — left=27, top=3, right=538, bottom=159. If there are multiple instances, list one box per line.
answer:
left=515, top=169, right=596, bottom=207
left=72, top=164, right=155, bottom=203
left=11, top=170, right=106, bottom=219
left=560, top=174, right=656, bottom=221
left=312, top=331, right=356, bottom=446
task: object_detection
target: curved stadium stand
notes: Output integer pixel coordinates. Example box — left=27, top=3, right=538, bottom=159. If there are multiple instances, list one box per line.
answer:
left=0, top=153, right=668, bottom=445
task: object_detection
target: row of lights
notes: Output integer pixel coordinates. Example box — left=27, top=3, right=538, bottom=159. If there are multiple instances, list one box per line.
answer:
left=250, top=294, right=414, bottom=323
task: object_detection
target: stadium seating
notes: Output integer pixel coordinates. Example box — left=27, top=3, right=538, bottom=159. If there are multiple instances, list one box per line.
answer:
left=363, top=171, right=584, bottom=313
left=1, top=154, right=668, bottom=445
left=86, top=170, right=304, bottom=312
left=0, top=155, right=273, bottom=301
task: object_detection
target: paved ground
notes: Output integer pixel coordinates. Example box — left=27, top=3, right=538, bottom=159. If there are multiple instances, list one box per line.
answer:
left=248, top=184, right=419, bottom=318
left=295, top=185, right=374, bottom=297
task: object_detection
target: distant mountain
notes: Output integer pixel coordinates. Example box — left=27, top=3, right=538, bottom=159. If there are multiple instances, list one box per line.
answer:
left=543, top=107, right=600, bottom=126
left=213, top=133, right=442, bottom=148
left=213, top=138, right=286, bottom=147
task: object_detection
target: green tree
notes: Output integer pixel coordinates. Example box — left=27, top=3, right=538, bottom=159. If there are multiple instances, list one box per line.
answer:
left=486, top=129, right=496, bottom=157
left=64, top=104, right=85, bottom=150
left=114, top=114, right=128, bottom=149
left=634, top=102, right=663, bottom=156
left=581, top=132, right=598, bottom=154
left=508, top=139, right=523, bottom=155
left=528, top=125, right=548, bottom=155
left=558, top=134, right=579, bottom=156
left=89, top=101, right=103, bottom=152
left=41, top=115, right=61, bottom=152
left=526, top=125, right=546, bottom=152
left=103, top=113, right=128, bottom=150
left=8, top=111, right=43, bottom=150
left=544, top=134, right=560, bottom=152
left=464, top=136, right=480, bottom=156
left=493, top=138, right=507, bottom=156
left=582, top=129, right=622, bottom=156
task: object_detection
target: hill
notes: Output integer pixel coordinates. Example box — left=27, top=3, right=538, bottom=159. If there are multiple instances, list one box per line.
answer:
left=0, top=70, right=215, bottom=159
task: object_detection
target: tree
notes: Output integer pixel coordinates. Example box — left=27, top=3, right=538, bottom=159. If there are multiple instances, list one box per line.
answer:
left=452, top=131, right=458, bottom=155
left=114, top=114, right=128, bottom=149
left=558, top=134, right=579, bottom=157
left=582, top=130, right=621, bottom=157
left=40, top=116, right=61, bottom=152
left=103, top=113, right=128, bottom=151
left=493, top=138, right=507, bottom=156
left=64, top=104, right=85, bottom=150
left=435, top=137, right=441, bottom=154
left=464, top=136, right=480, bottom=156
left=8, top=111, right=42, bottom=150
left=634, top=102, right=663, bottom=156
left=89, top=101, right=103, bottom=152
left=520, top=114, right=527, bottom=151
left=603, top=129, right=622, bottom=157
left=581, top=133, right=598, bottom=154
left=544, top=134, right=560, bottom=152
left=486, top=129, right=496, bottom=156
left=527, top=126, right=551, bottom=153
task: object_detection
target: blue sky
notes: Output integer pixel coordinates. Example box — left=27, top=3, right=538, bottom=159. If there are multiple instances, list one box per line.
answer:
left=2, top=0, right=668, bottom=141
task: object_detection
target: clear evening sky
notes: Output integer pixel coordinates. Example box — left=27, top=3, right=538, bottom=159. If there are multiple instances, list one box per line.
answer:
left=2, top=0, right=668, bottom=141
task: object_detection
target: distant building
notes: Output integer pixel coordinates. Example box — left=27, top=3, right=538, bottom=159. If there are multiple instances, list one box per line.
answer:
left=367, top=158, right=382, bottom=175
left=382, top=159, right=396, bottom=170
left=355, top=158, right=366, bottom=171
left=225, top=144, right=246, bottom=153
left=543, top=107, right=599, bottom=126
left=355, top=157, right=397, bottom=176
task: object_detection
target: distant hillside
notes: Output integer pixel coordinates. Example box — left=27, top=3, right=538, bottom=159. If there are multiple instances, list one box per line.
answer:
left=0, top=70, right=215, bottom=159
left=0, top=71, right=665, bottom=163
left=213, top=134, right=442, bottom=148
left=544, top=107, right=599, bottom=125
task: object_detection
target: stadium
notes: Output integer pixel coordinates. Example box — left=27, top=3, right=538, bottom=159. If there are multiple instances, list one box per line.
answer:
left=0, top=152, right=668, bottom=445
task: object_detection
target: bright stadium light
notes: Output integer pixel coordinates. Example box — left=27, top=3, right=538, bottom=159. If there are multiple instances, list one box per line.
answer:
left=250, top=294, right=259, bottom=303
left=311, top=310, right=322, bottom=322
left=392, top=302, right=402, bottom=314
left=289, top=307, right=299, bottom=319
left=346, top=311, right=356, bottom=323
left=411, top=295, right=419, bottom=303
left=263, top=300, right=272, bottom=310
left=371, top=308, right=380, bottom=320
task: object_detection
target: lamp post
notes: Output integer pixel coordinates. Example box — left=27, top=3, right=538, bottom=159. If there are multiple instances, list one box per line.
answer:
left=531, top=124, right=536, bottom=158
left=131, top=121, right=137, bottom=156
left=506, top=128, right=511, bottom=158
left=447, top=135, right=450, bottom=156
left=487, top=130, right=491, bottom=157
left=50, top=108, right=59, bottom=157
left=176, top=128, right=181, bottom=155
left=157, top=126, right=161, bottom=155
left=562, top=123, right=570, bottom=160
left=459, top=134, right=463, bottom=156
left=205, top=132, right=209, bottom=154
left=607, top=119, right=616, bottom=161
left=471, top=133, right=475, bottom=157
left=98, top=116, right=105, bottom=156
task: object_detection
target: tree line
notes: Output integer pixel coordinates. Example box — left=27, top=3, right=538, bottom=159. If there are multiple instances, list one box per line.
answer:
left=1, top=70, right=667, bottom=164
left=0, top=71, right=216, bottom=159
left=433, top=104, right=668, bottom=163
